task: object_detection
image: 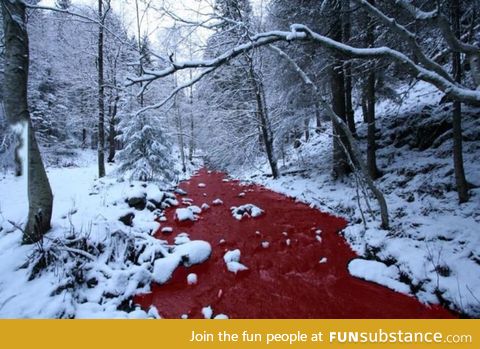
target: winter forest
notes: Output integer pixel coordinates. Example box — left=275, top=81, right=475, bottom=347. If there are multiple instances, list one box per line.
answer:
left=0, top=0, right=479, bottom=319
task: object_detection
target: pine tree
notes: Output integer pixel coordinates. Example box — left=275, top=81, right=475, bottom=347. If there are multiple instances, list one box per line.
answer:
left=115, top=113, right=177, bottom=184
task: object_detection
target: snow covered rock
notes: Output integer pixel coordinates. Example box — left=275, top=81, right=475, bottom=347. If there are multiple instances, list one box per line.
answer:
left=214, top=314, right=229, bottom=319
left=174, top=233, right=191, bottom=245
left=187, top=273, right=198, bottom=285
left=189, top=205, right=202, bottom=214
left=226, top=261, right=249, bottom=274
left=127, top=195, right=146, bottom=210
left=175, top=207, right=198, bottom=221
left=223, top=249, right=248, bottom=274
left=198, top=183, right=206, bottom=188
left=175, top=188, right=187, bottom=195
left=230, top=204, right=264, bottom=220
left=174, top=240, right=212, bottom=266
left=223, top=249, right=241, bottom=263
left=118, top=212, right=135, bottom=227
left=214, top=314, right=228, bottom=319
left=152, top=255, right=181, bottom=284
left=146, top=185, right=164, bottom=207
left=348, top=259, right=410, bottom=294
left=212, top=198, right=223, bottom=205
left=161, top=227, right=173, bottom=234
left=201, top=306, right=213, bottom=319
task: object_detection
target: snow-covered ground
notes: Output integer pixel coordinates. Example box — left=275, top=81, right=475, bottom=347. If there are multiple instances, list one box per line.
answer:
left=233, top=81, right=480, bottom=317
left=0, top=151, right=206, bottom=318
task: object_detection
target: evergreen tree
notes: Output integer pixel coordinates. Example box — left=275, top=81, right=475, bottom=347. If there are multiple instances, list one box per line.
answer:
left=115, top=113, right=177, bottom=184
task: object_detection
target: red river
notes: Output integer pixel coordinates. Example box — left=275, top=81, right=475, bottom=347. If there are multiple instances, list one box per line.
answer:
left=134, top=169, right=454, bottom=318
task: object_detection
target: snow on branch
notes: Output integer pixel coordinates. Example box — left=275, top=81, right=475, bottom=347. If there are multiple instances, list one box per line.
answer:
left=129, top=24, right=480, bottom=107
left=352, top=0, right=452, bottom=83
left=391, top=0, right=480, bottom=55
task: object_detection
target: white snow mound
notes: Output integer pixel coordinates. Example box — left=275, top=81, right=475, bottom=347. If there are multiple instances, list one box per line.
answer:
left=226, top=261, right=249, bottom=274
left=230, top=204, right=264, bottom=220
left=174, top=240, right=212, bottom=265
left=348, top=259, right=410, bottom=294
left=175, top=206, right=201, bottom=221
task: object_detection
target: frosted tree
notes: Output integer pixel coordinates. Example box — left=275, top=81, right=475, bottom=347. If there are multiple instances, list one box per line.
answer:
left=115, top=113, right=177, bottom=184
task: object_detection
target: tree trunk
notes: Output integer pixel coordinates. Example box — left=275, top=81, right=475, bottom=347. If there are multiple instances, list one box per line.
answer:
left=107, top=94, right=119, bottom=163
left=331, top=4, right=351, bottom=178
left=188, top=71, right=195, bottom=162
left=343, top=0, right=356, bottom=137
left=365, top=0, right=380, bottom=179
left=2, top=0, right=53, bottom=243
left=175, top=98, right=186, bottom=173
left=97, top=0, right=106, bottom=178
left=315, top=101, right=322, bottom=132
left=248, top=59, right=279, bottom=179
left=304, top=118, right=310, bottom=141
left=451, top=0, right=469, bottom=203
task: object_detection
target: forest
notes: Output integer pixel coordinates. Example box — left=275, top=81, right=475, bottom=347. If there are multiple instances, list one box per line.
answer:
left=0, top=0, right=479, bottom=318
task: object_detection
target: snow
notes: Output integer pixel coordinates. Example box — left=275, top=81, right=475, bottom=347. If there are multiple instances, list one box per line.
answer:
left=0, top=155, right=209, bottom=318
left=174, top=232, right=191, bottom=245
left=348, top=259, right=410, bottom=294
left=318, top=257, right=327, bottom=264
left=226, top=261, right=249, bottom=274
left=161, top=227, right=173, bottom=234
left=261, top=241, right=270, bottom=248
left=198, top=183, right=206, bottom=188
left=212, top=198, right=223, bottom=205
left=152, top=255, right=181, bottom=284
left=223, top=249, right=248, bottom=274
left=214, top=314, right=229, bottom=319
left=173, top=240, right=212, bottom=265
left=230, top=204, right=264, bottom=220
left=201, top=306, right=213, bottom=319
left=187, top=273, right=198, bottom=285
left=223, top=249, right=241, bottom=263
left=175, top=207, right=197, bottom=221
left=189, top=205, right=202, bottom=214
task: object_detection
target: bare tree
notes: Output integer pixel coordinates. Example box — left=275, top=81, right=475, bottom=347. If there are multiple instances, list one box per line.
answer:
left=450, top=0, right=469, bottom=203
left=97, top=0, right=108, bottom=178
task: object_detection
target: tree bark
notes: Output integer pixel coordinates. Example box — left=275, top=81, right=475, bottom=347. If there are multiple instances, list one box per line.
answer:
left=188, top=68, right=195, bottom=162
left=2, top=0, right=53, bottom=243
left=343, top=0, right=356, bottom=137
left=451, top=0, right=469, bottom=203
left=365, top=0, right=380, bottom=179
left=248, top=57, right=279, bottom=179
left=330, top=3, right=351, bottom=178
left=107, top=93, right=119, bottom=163
left=97, top=0, right=106, bottom=177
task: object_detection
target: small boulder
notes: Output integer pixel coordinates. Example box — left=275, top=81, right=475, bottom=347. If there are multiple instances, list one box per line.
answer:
left=127, top=196, right=146, bottom=210
left=119, top=212, right=135, bottom=226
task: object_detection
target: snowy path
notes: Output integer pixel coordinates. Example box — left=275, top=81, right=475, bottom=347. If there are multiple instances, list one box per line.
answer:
left=135, top=169, right=454, bottom=318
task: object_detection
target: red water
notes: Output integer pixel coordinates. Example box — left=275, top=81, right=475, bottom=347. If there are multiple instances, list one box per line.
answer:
left=134, top=169, right=454, bottom=318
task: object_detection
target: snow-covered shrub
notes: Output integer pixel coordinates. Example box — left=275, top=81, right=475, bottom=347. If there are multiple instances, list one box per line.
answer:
left=115, top=113, right=178, bottom=184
